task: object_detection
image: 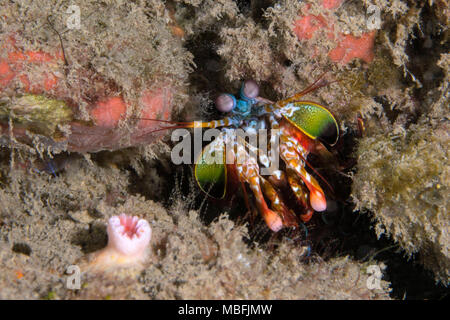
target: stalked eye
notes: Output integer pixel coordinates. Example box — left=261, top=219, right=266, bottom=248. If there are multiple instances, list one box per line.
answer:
left=240, top=80, right=259, bottom=100
left=215, top=94, right=236, bottom=113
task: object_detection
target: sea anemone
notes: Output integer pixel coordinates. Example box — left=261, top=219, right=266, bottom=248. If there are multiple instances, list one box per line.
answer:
left=88, top=214, right=152, bottom=271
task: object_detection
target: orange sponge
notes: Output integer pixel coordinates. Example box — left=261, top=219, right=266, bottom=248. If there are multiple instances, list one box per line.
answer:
left=90, top=97, right=127, bottom=128
left=322, top=0, right=344, bottom=10
left=138, top=88, right=172, bottom=129
left=293, top=1, right=376, bottom=65
left=328, top=31, right=376, bottom=64
left=293, top=14, right=328, bottom=41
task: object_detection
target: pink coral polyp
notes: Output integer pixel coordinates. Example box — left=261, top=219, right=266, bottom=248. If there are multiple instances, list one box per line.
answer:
left=107, top=214, right=152, bottom=258
left=88, top=214, right=152, bottom=271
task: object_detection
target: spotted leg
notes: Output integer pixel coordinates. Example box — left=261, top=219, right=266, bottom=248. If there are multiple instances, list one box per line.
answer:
left=286, top=169, right=314, bottom=222
left=233, top=142, right=283, bottom=232
left=234, top=129, right=297, bottom=228
left=279, top=133, right=327, bottom=213
left=259, top=177, right=298, bottom=227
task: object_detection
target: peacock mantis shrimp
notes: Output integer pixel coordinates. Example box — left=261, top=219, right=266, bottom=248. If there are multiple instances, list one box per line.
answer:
left=145, top=74, right=339, bottom=232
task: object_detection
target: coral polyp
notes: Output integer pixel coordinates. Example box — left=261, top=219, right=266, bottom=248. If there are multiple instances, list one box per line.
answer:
left=107, top=215, right=152, bottom=257
left=88, top=214, right=152, bottom=271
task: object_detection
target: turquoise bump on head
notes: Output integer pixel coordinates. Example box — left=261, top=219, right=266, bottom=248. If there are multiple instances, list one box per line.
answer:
left=234, top=99, right=252, bottom=116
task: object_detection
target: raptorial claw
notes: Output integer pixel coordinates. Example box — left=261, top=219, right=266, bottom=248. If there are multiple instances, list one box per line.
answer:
left=234, top=142, right=284, bottom=232
left=286, top=169, right=311, bottom=210
left=247, top=175, right=283, bottom=232
left=309, top=188, right=327, bottom=212
left=280, top=124, right=328, bottom=214
left=260, top=176, right=298, bottom=228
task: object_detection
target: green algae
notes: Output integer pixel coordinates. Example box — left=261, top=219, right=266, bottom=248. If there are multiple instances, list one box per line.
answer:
left=0, top=94, right=73, bottom=138
left=352, top=51, right=450, bottom=284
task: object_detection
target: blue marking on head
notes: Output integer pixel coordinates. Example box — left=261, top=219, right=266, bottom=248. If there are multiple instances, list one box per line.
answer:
left=234, top=99, right=252, bottom=115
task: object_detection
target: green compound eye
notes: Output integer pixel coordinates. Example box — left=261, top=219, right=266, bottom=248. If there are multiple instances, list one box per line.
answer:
left=283, top=101, right=339, bottom=146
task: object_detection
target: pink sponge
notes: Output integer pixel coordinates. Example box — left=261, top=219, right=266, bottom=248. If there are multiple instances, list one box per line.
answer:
left=328, top=31, right=376, bottom=64
left=322, top=0, right=344, bottom=10
left=293, top=1, right=376, bottom=65
left=293, top=14, right=328, bottom=41
left=90, top=97, right=127, bottom=128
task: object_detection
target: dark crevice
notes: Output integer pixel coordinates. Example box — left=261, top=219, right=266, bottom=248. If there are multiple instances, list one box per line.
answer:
left=407, top=2, right=448, bottom=118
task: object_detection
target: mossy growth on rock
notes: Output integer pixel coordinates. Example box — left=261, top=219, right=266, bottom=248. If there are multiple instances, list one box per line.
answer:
left=0, top=95, right=73, bottom=138
left=352, top=53, right=449, bottom=285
